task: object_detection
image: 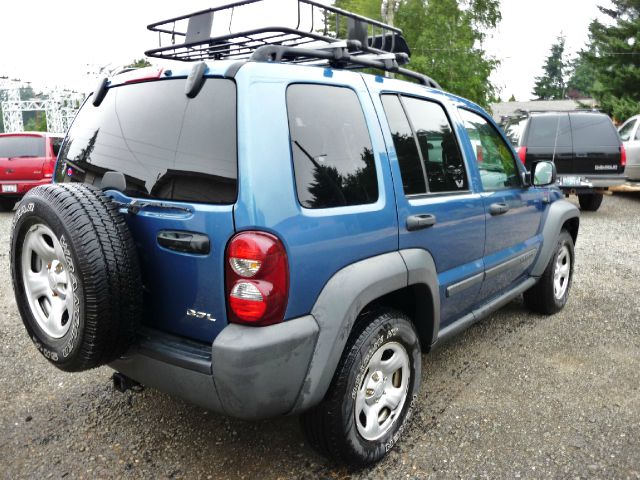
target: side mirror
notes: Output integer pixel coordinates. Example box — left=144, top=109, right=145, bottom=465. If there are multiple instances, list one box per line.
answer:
left=532, top=161, right=557, bottom=187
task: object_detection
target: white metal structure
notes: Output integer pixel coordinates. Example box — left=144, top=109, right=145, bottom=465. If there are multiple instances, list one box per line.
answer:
left=1, top=76, right=83, bottom=133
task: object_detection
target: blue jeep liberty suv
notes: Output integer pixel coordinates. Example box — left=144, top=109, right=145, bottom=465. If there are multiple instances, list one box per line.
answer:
left=9, top=1, right=580, bottom=466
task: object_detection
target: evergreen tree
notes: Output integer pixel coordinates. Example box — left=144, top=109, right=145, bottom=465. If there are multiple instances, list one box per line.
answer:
left=508, top=94, right=516, bottom=102
left=566, top=49, right=598, bottom=99
left=532, top=36, right=567, bottom=100
left=585, top=0, right=640, bottom=121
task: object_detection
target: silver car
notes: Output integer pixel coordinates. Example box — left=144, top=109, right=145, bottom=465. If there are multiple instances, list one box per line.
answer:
left=618, top=115, right=640, bottom=181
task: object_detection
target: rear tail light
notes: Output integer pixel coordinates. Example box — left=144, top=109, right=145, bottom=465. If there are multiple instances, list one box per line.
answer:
left=43, top=160, right=55, bottom=179
left=517, top=146, right=527, bottom=165
left=225, top=231, right=288, bottom=326
left=621, top=144, right=627, bottom=167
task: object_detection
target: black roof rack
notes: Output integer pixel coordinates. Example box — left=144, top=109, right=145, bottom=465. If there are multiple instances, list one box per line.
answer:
left=145, top=0, right=441, bottom=88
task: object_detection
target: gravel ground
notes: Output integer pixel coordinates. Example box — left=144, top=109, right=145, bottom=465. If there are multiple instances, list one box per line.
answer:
left=1, top=193, right=639, bottom=479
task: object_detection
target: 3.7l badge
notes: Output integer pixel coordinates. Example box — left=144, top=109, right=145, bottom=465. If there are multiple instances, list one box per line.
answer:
left=186, top=309, right=216, bottom=322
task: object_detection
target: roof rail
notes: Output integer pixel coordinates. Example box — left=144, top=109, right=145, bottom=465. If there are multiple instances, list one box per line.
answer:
left=145, top=0, right=440, bottom=88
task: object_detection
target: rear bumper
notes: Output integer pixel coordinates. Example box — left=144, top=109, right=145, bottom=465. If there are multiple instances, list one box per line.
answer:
left=558, top=173, right=626, bottom=192
left=110, top=315, right=319, bottom=420
left=0, top=178, right=52, bottom=197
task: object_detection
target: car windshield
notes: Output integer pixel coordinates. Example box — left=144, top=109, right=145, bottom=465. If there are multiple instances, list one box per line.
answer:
left=0, top=136, right=45, bottom=158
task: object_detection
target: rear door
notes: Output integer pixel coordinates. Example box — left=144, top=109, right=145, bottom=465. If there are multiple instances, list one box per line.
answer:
left=458, top=108, right=545, bottom=302
left=364, top=76, right=486, bottom=326
left=55, top=77, right=237, bottom=343
left=569, top=112, right=623, bottom=175
left=523, top=114, right=573, bottom=173
left=0, top=134, right=48, bottom=187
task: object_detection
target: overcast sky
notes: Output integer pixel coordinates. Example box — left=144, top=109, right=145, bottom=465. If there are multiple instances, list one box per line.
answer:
left=0, top=0, right=611, bottom=101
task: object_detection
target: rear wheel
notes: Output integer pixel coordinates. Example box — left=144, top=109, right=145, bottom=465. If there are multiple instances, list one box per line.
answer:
left=10, top=184, right=142, bottom=371
left=524, top=229, right=574, bottom=315
left=578, top=193, right=603, bottom=211
left=301, top=309, right=421, bottom=466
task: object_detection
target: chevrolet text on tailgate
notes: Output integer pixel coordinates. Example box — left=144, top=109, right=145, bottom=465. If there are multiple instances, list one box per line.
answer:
left=9, top=1, right=580, bottom=466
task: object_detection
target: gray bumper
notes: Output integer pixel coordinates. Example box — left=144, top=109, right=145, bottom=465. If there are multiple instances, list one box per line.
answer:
left=110, top=315, right=319, bottom=420
left=558, top=174, right=626, bottom=191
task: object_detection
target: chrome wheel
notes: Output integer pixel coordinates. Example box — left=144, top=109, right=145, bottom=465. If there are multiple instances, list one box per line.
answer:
left=355, top=341, right=410, bottom=441
left=553, top=244, right=571, bottom=300
left=21, top=224, right=73, bottom=339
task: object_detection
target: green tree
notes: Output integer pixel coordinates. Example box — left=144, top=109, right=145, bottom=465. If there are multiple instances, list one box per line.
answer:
left=532, top=36, right=567, bottom=100
left=23, top=111, right=47, bottom=132
left=125, top=58, right=152, bottom=68
left=583, top=0, right=640, bottom=121
left=566, top=49, right=598, bottom=98
left=508, top=94, right=516, bottom=102
left=335, top=0, right=501, bottom=108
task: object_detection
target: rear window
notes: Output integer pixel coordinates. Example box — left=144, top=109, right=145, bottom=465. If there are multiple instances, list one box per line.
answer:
left=56, top=78, right=237, bottom=204
left=287, top=84, right=378, bottom=209
left=526, top=115, right=572, bottom=148
left=0, top=136, right=45, bottom=158
left=570, top=113, right=619, bottom=147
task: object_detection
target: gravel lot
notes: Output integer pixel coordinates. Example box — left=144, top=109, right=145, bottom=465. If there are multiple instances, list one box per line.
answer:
left=1, top=193, right=639, bottom=479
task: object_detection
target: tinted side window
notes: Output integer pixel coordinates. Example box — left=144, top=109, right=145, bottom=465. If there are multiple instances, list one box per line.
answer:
left=460, top=109, right=521, bottom=191
left=0, top=136, right=45, bottom=158
left=56, top=78, right=237, bottom=204
left=380, top=95, right=426, bottom=195
left=527, top=115, right=571, bottom=147
left=402, top=97, right=468, bottom=193
left=287, top=84, right=378, bottom=209
left=570, top=113, right=619, bottom=147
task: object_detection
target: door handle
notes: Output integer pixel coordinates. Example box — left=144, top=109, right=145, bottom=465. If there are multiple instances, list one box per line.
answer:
left=157, top=230, right=210, bottom=254
left=489, top=202, right=509, bottom=215
left=406, top=214, right=436, bottom=231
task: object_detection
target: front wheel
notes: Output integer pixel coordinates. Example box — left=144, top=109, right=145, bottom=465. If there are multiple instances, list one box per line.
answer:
left=301, top=309, right=421, bottom=466
left=524, top=229, right=574, bottom=315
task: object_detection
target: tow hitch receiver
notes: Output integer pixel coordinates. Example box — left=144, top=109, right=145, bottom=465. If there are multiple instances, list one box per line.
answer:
left=112, top=372, right=143, bottom=393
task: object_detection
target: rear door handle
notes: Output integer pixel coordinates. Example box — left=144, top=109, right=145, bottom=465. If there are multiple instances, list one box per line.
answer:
left=157, top=230, right=210, bottom=254
left=406, top=214, right=436, bottom=231
left=489, top=202, right=509, bottom=215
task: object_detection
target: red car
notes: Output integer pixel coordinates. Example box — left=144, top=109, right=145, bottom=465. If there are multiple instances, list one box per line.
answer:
left=0, top=132, right=63, bottom=211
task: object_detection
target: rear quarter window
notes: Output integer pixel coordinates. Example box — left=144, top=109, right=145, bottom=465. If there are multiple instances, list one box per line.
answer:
left=286, top=84, right=378, bottom=209
left=526, top=115, right=572, bottom=148
left=570, top=113, right=619, bottom=147
left=56, top=78, right=237, bottom=204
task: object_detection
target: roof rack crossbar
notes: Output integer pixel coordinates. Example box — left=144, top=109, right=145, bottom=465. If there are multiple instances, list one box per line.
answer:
left=145, top=0, right=440, bottom=89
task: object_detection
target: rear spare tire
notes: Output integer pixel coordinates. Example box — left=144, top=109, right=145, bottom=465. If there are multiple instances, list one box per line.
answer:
left=10, top=184, right=141, bottom=372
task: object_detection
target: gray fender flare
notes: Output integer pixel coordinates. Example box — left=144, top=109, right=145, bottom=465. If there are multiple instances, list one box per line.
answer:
left=531, top=199, right=580, bottom=277
left=291, top=249, right=439, bottom=412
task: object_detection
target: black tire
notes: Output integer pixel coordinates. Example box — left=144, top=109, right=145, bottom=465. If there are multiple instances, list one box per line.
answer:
left=524, top=229, right=574, bottom=315
left=578, top=193, right=603, bottom=211
left=0, top=198, right=15, bottom=212
left=301, top=309, right=421, bottom=466
left=10, top=184, right=141, bottom=372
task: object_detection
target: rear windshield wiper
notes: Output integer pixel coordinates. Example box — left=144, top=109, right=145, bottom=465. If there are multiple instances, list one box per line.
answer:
left=125, top=200, right=193, bottom=215
left=7, top=155, right=38, bottom=160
